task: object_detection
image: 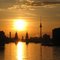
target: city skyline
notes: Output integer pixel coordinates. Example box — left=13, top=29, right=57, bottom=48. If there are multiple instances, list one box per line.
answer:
left=0, top=17, right=60, bottom=38
left=0, top=1, right=60, bottom=37
left=0, top=1, right=60, bottom=60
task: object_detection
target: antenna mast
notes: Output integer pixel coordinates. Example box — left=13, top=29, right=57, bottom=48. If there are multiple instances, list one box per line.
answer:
left=40, top=17, right=42, bottom=38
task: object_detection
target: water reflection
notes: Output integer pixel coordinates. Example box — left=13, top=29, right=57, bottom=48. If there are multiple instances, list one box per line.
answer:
left=17, top=42, right=28, bottom=60
left=53, top=47, right=60, bottom=60
left=5, top=42, right=58, bottom=60
left=4, top=42, right=40, bottom=60
left=17, top=42, right=23, bottom=60
left=0, top=50, right=4, bottom=60
left=5, top=43, right=17, bottom=60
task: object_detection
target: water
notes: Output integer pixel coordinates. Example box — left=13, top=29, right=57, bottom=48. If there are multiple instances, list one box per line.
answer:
left=0, top=50, right=4, bottom=60
left=4, top=42, right=40, bottom=60
left=0, top=42, right=59, bottom=60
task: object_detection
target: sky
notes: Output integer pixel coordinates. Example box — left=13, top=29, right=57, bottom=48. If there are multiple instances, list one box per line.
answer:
left=0, top=0, right=60, bottom=38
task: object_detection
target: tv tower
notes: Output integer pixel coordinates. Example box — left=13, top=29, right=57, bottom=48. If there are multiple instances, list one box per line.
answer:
left=40, top=17, right=42, bottom=38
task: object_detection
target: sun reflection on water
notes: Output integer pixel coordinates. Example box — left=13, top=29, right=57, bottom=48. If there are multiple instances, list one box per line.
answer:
left=17, top=42, right=23, bottom=60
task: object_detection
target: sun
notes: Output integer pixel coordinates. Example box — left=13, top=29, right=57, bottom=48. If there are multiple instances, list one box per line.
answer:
left=13, top=19, right=27, bottom=31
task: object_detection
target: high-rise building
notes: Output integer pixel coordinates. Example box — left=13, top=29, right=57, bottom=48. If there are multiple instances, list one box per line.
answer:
left=25, top=32, right=29, bottom=40
left=14, top=32, right=18, bottom=40
left=9, top=32, right=11, bottom=38
left=25, top=32, right=29, bottom=44
left=52, top=28, right=60, bottom=45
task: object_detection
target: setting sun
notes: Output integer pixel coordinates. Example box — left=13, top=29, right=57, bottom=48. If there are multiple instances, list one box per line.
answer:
left=13, top=19, right=27, bottom=31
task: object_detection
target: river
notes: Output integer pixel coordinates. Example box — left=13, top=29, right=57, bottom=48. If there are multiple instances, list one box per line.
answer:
left=0, top=42, right=60, bottom=60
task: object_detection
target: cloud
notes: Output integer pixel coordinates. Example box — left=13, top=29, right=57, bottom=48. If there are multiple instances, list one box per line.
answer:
left=26, top=0, right=34, bottom=2
left=0, top=0, right=16, bottom=8
left=0, top=0, right=60, bottom=9
left=0, top=9, right=5, bottom=11
left=42, top=4, right=57, bottom=8
left=7, top=5, right=20, bottom=10
left=25, top=12, right=37, bottom=16
left=0, top=0, right=35, bottom=9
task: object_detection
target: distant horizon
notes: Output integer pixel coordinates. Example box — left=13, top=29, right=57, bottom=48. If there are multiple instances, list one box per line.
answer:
left=0, top=26, right=60, bottom=39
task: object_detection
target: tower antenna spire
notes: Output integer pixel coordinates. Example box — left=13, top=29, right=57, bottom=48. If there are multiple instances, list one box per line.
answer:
left=40, top=16, right=42, bottom=38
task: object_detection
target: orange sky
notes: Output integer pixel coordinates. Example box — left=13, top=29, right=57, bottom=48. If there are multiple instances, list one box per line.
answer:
left=0, top=17, right=60, bottom=38
left=0, top=18, right=40, bottom=38
left=0, top=4, right=60, bottom=38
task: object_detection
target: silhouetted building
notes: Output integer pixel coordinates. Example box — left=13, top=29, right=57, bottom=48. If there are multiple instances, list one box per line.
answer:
left=52, top=28, right=60, bottom=45
left=25, top=32, right=29, bottom=43
left=14, top=32, right=18, bottom=40
left=22, top=36, right=24, bottom=41
left=42, top=34, right=51, bottom=44
left=30, top=37, right=40, bottom=43
left=43, top=34, right=50, bottom=40
left=9, top=32, right=11, bottom=39
left=0, top=31, right=6, bottom=46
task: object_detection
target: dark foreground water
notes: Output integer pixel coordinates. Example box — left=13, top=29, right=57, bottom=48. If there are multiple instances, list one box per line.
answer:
left=0, top=42, right=60, bottom=60
left=0, top=49, right=4, bottom=60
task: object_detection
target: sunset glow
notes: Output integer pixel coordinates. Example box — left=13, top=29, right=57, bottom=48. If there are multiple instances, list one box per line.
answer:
left=13, top=19, right=27, bottom=31
left=0, top=4, right=60, bottom=37
left=17, top=42, right=23, bottom=60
